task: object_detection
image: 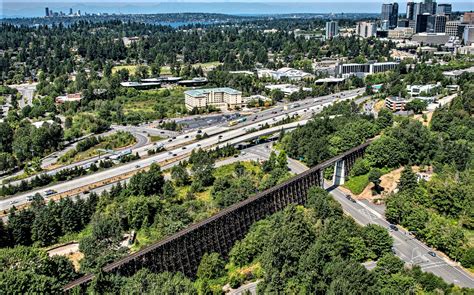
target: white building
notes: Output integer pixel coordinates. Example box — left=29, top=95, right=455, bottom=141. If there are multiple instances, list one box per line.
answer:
left=184, top=88, right=243, bottom=111
left=356, top=22, right=377, bottom=38
left=388, top=27, right=415, bottom=39
left=55, top=93, right=83, bottom=103
left=407, top=83, right=440, bottom=97
left=325, top=21, right=339, bottom=39
left=257, top=67, right=314, bottom=81
left=265, top=84, right=312, bottom=96
left=463, top=26, right=474, bottom=46
left=335, top=62, right=399, bottom=77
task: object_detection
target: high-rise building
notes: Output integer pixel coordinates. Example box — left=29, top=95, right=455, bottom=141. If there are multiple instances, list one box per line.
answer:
left=78, top=10, right=81, bottom=16
left=416, top=14, right=430, bottom=33
left=463, top=26, right=474, bottom=45
left=446, top=21, right=465, bottom=38
left=434, top=15, right=447, bottom=33
left=325, top=21, right=339, bottom=39
left=406, top=2, right=415, bottom=20
left=415, top=0, right=437, bottom=16
left=69, top=8, right=73, bottom=15
left=356, top=22, right=377, bottom=38
left=398, top=19, right=410, bottom=27
left=437, top=4, right=452, bottom=15
left=381, top=2, right=399, bottom=29
left=45, top=7, right=49, bottom=17
left=427, top=15, right=446, bottom=33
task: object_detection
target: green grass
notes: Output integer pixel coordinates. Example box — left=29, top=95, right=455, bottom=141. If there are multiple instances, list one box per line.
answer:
left=111, top=65, right=143, bottom=75
left=59, top=132, right=136, bottom=164
left=150, top=135, right=165, bottom=142
left=344, top=174, right=370, bottom=195
left=343, top=167, right=392, bottom=195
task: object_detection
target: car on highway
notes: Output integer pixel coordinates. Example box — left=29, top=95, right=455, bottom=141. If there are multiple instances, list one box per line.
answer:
left=26, top=195, right=34, bottom=202
left=168, top=139, right=172, bottom=142
left=135, top=165, right=141, bottom=168
left=345, top=194, right=356, bottom=203
left=9, top=200, right=19, bottom=205
left=182, top=147, right=186, bottom=149
left=197, top=144, right=201, bottom=147
left=197, top=130, right=202, bottom=133
left=428, top=251, right=436, bottom=257
left=389, top=224, right=398, bottom=231
left=184, top=135, right=189, bottom=138
left=44, top=189, right=57, bottom=196
left=172, top=137, right=176, bottom=140
left=172, top=153, right=177, bottom=157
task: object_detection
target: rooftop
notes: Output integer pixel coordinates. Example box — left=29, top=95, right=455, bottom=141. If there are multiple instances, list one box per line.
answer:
left=185, top=87, right=242, bottom=97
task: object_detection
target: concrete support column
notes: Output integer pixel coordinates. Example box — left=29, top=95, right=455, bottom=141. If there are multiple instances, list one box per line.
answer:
left=333, top=160, right=345, bottom=186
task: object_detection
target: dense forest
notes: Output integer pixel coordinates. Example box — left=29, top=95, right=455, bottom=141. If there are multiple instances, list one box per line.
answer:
left=340, top=75, right=473, bottom=270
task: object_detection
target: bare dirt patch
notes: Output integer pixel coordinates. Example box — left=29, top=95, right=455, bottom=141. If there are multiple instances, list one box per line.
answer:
left=357, top=167, right=403, bottom=201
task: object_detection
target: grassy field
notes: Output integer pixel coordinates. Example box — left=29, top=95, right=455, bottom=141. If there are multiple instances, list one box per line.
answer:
left=59, top=132, right=136, bottom=164
left=120, top=87, right=186, bottom=117
left=343, top=167, right=392, bottom=195
left=111, top=65, right=142, bottom=75
left=149, top=135, right=165, bottom=142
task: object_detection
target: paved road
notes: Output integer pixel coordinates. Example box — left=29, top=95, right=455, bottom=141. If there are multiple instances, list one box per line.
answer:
left=329, top=185, right=474, bottom=288
left=0, top=88, right=364, bottom=211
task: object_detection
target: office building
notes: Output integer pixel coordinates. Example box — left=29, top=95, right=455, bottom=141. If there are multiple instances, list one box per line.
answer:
left=69, top=8, right=73, bottom=15
left=437, top=4, right=452, bottom=15
left=407, top=83, right=440, bottom=97
left=388, top=27, right=415, bottom=39
left=434, top=15, right=447, bottom=33
left=325, top=21, right=339, bottom=39
left=45, top=7, right=49, bottom=17
left=184, top=88, right=243, bottom=110
left=385, top=96, right=409, bottom=112
left=463, top=26, right=474, bottom=46
left=416, top=14, right=430, bottom=33
left=415, top=0, right=437, bottom=16
left=335, top=62, right=399, bottom=77
left=406, top=2, right=415, bottom=20
left=446, top=21, right=464, bottom=37
left=356, top=22, right=377, bottom=38
left=257, top=67, right=314, bottom=81
left=463, top=13, right=474, bottom=25
left=398, top=19, right=410, bottom=27
left=381, top=2, right=399, bottom=29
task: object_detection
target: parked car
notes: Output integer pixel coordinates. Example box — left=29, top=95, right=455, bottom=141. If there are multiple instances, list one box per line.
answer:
left=428, top=251, right=436, bottom=257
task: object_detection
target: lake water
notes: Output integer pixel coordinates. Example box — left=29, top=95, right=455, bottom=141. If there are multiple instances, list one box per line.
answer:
left=3, top=1, right=473, bottom=19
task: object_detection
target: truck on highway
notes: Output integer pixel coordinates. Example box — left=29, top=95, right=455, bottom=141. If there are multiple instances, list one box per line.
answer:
left=228, top=117, right=247, bottom=127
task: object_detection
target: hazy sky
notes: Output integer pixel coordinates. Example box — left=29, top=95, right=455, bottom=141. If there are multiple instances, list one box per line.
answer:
left=8, top=0, right=473, bottom=2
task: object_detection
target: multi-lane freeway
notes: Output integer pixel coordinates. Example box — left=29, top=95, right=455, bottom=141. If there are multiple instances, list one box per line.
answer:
left=0, top=88, right=364, bottom=212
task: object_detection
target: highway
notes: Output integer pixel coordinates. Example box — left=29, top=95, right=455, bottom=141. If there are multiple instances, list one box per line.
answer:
left=329, top=185, right=474, bottom=288
left=0, top=88, right=364, bottom=211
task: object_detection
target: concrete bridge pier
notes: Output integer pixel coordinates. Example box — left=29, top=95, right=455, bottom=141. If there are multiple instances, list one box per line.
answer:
left=333, top=159, right=345, bottom=186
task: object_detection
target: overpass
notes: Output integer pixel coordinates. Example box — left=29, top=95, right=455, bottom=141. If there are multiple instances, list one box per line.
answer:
left=63, top=141, right=370, bottom=291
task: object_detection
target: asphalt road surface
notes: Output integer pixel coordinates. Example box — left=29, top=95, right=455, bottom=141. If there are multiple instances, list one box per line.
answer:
left=0, top=88, right=363, bottom=211
left=329, top=185, right=474, bottom=288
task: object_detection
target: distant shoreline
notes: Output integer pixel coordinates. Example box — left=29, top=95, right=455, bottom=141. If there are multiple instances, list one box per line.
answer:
left=2, top=1, right=473, bottom=19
